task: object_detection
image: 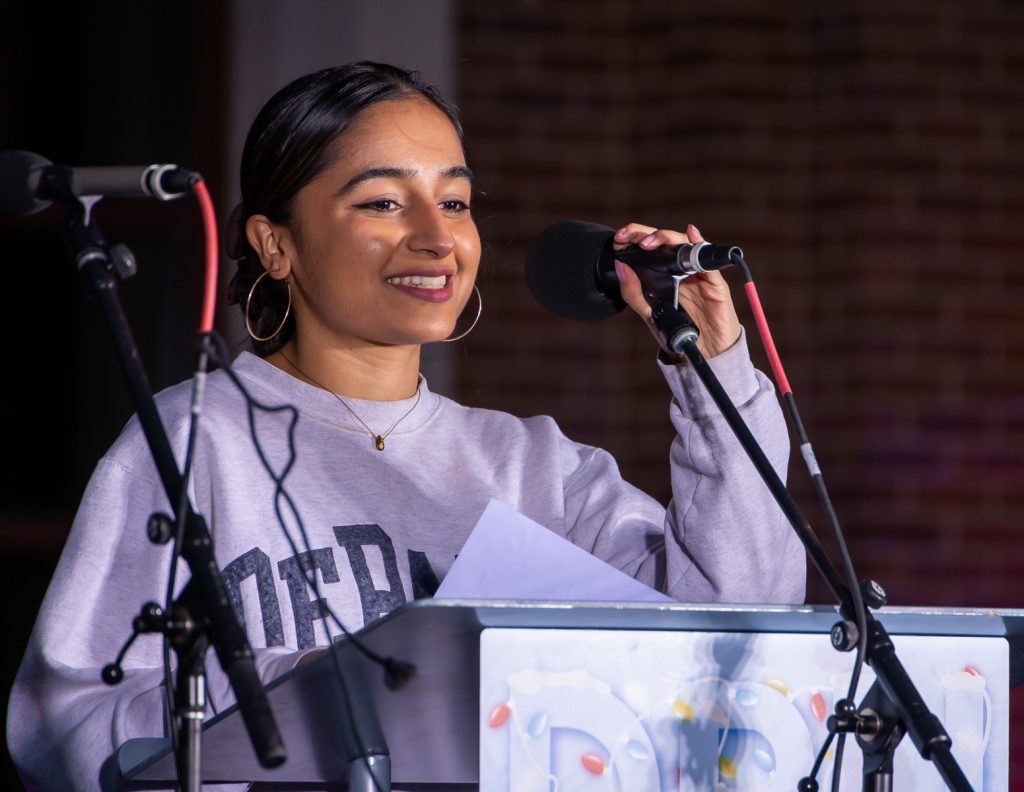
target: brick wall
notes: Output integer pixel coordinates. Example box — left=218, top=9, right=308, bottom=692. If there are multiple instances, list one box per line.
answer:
left=456, top=0, right=1024, bottom=783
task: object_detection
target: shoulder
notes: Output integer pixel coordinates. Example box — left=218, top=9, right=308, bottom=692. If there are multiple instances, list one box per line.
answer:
left=438, top=395, right=564, bottom=438
left=435, top=395, right=602, bottom=469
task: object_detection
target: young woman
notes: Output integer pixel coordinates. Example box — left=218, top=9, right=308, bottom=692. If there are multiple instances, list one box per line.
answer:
left=8, top=62, right=804, bottom=789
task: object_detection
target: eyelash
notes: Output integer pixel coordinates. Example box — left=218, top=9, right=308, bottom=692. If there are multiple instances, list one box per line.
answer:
left=440, top=199, right=470, bottom=214
left=353, top=199, right=471, bottom=214
left=355, top=199, right=400, bottom=213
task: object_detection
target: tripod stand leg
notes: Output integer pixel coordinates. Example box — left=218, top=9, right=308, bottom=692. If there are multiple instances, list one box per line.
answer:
left=347, top=754, right=390, bottom=792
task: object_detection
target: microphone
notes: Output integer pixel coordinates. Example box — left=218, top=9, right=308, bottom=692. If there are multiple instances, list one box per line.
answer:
left=0, top=149, right=200, bottom=217
left=525, top=220, right=743, bottom=321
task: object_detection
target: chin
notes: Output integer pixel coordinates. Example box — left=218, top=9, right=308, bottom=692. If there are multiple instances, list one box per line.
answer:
left=421, top=326, right=458, bottom=344
left=387, top=321, right=457, bottom=346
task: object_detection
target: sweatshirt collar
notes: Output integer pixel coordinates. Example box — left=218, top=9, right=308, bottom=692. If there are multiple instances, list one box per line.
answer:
left=228, top=351, right=442, bottom=436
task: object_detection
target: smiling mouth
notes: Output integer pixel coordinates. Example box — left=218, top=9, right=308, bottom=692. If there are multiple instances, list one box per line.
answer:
left=385, top=274, right=449, bottom=290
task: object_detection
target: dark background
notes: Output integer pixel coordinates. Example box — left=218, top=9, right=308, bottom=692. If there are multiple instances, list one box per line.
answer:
left=2, top=0, right=1023, bottom=788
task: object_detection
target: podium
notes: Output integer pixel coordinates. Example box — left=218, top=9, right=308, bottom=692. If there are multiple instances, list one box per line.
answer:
left=117, top=600, right=1024, bottom=790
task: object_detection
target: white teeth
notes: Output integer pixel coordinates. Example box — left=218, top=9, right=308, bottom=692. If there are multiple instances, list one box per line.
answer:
left=386, top=275, right=447, bottom=289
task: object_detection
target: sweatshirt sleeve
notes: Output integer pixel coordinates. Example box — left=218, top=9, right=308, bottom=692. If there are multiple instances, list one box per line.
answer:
left=6, top=449, right=297, bottom=791
left=562, top=329, right=806, bottom=605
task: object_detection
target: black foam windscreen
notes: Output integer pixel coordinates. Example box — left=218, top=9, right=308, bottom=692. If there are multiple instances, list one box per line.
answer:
left=0, top=150, right=52, bottom=217
left=524, top=220, right=626, bottom=320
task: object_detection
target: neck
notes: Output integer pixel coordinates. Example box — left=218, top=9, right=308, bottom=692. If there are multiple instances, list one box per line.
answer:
left=269, top=339, right=422, bottom=401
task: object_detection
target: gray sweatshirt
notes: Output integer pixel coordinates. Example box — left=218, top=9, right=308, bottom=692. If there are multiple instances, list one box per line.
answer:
left=7, top=332, right=805, bottom=789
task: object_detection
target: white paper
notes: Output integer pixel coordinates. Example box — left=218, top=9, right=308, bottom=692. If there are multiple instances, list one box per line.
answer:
left=435, top=499, right=673, bottom=603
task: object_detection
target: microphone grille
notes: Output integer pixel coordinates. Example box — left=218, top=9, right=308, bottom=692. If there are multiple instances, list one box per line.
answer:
left=525, top=220, right=626, bottom=321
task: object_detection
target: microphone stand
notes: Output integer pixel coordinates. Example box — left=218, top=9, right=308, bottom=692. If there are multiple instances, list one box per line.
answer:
left=647, top=291, right=973, bottom=792
left=39, top=167, right=286, bottom=789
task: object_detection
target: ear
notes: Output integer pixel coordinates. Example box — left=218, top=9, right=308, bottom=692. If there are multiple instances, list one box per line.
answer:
left=245, top=214, right=294, bottom=280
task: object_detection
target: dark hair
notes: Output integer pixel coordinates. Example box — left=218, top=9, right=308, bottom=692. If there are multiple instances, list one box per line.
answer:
left=226, top=61, right=464, bottom=356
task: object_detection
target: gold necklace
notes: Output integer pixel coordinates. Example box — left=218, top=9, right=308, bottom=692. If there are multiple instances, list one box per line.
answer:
left=279, top=351, right=422, bottom=451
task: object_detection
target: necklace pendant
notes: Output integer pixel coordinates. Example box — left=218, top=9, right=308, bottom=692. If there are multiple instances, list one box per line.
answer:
left=375, top=435, right=385, bottom=451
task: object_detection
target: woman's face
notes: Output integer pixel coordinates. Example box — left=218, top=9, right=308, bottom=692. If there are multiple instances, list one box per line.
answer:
left=278, top=97, right=480, bottom=351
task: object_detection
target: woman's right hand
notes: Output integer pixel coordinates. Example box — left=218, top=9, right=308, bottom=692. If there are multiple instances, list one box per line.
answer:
left=612, top=222, right=742, bottom=360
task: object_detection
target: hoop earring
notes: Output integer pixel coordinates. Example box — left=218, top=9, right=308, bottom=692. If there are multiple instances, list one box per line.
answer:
left=245, top=270, right=292, bottom=342
left=442, top=285, right=482, bottom=343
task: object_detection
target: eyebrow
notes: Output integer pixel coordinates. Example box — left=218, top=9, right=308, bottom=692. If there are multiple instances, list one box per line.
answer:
left=335, top=165, right=474, bottom=197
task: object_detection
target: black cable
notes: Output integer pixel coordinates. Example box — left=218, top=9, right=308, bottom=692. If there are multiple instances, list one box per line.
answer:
left=203, top=334, right=409, bottom=678
left=205, top=333, right=382, bottom=790
left=203, top=332, right=410, bottom=792
left=731, top=251, right=753, bottom=283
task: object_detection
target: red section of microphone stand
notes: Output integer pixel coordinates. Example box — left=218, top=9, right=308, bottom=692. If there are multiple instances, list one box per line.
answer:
left=192, top=179, right=218, bottom=334
left=744, top=280, right=791, bottom=397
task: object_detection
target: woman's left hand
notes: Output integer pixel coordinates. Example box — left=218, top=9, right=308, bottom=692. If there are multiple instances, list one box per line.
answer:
left=612, top=222, right=741, bottom=360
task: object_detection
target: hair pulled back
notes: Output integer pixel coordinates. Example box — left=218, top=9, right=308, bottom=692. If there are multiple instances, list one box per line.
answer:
left=226, top=61, right=463, bottom=356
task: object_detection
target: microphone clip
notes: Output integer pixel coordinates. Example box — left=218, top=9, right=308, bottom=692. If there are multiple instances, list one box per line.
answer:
left=636, top=264, right=701, bottom=354
left=645, top=287, right=700, bottom=356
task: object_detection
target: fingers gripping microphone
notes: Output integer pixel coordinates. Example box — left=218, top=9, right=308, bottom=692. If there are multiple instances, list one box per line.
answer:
left=613, top=234, right=743, bottom=277
left=0, top=150, right=200, bottom=216
left=525, top=220, right=743, bottom=321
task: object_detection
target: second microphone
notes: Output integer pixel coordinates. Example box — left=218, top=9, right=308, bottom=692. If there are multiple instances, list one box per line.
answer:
left=525, top=220, right=743, bottom=321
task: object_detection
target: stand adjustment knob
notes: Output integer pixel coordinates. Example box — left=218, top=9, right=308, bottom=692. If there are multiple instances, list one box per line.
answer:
left=830, top=619, right=859, bottom=651
left=147, top=512, right=174, bottom=544
left=101, top=663, right=123, bottom=685
left=835, top=698, right=857, bottom=718
left=860, top=578, right=887, bottom=609
left=797, top=777, right=819, bottom=791
left=110, top=243, right=137, bottom=279
left=132, top=601, right=165, bottom=632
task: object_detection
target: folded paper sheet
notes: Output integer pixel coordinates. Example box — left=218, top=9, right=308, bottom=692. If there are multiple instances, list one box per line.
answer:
left=435, top=499, right=673, bottom=604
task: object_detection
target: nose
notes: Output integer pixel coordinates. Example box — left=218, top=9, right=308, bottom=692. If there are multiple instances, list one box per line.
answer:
left=407, top=202, right=456, bottom=259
